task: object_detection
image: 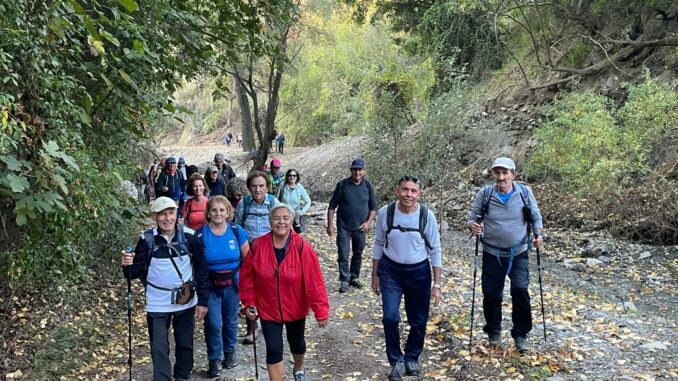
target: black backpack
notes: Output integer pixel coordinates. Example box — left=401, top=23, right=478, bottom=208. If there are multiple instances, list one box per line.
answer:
left=384, top=202, right=433, bottom=250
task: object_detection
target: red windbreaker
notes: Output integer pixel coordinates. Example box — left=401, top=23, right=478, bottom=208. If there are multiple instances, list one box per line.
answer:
left=240, top=232, right=330, bottom=323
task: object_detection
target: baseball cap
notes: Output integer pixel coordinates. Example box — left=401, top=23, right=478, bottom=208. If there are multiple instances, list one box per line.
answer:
left=214, top=153, right=225, bottom=161
left=350, top=158, right=365, bottom=169
left=208, top=165, right=218, bottom=172
left=151, top=197, right=178, bottom=213
left=271, top=159, right=281, bottom=168
left=178, top=156, right=185, bottom=164
left=491, top=157, right=516, bottom=170
left=165, top=156, right=177, bottom=164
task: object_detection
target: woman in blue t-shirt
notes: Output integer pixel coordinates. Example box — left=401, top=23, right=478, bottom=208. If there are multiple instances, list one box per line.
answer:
left=200, top=195, right=250, bottom=378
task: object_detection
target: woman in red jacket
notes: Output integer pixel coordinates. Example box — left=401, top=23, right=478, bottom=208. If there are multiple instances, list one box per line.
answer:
left=241, top=204, right=330, bottom=381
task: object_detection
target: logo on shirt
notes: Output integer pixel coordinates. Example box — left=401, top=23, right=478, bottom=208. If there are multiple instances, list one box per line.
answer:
left=229, top=240, right=236, bottom=250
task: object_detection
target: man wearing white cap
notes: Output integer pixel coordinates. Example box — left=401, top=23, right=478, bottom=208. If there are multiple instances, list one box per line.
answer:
left=122, top=196, right=209, bottom=381
left=467, top=157, right=544, bottom=352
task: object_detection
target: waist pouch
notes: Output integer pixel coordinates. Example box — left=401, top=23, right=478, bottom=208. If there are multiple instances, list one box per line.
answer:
left=171, top=280, right=197, bottom=305
left=209, top=270, right=236, bottom=287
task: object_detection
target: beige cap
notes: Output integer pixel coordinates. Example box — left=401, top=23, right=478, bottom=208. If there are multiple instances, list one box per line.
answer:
left=151, top=197, right=178, bottom=213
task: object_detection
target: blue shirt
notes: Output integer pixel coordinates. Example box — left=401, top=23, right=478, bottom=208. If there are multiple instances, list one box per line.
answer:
left=235, top=195, right=279, bottom=242
left=496, top=189, right=514, bottom=205
left=201, top=224, right=249, bottom=271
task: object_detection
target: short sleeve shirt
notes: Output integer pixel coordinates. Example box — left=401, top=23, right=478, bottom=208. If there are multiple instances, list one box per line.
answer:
left=329, top=177, right=377, bottom=230
left=202, top=224, right=249, bottom=271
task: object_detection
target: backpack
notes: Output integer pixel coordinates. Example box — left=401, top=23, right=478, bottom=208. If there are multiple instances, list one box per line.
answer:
left=384, top=202, right=433, bottom=250
left=478, top=182, right=531, bottom=223
left=142, top=225, right=192, bottom=284
left=242, top=194, right=275, bottom=224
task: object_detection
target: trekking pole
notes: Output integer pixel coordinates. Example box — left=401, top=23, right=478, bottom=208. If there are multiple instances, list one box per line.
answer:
left=248, top=307, right=259, bottom=380
left=536, top=247, right=547, bottom=341
left=469, top=215, right=481, bottom=352
left=125, top=245, right=134, bottom=381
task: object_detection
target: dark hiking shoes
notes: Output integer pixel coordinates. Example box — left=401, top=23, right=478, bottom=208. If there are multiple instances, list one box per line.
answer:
left=293, top=369, right=307, bottom=381
left=515, top=336, right=530, bottom=352
left=388, top=360, right=405, bottom=381
left=243, top=329, right=256, bottom=345
left=405, top=361, right=422, bottom=376
left=207, top=359, right=222, bottom=377
left=223, top=351, right=237, bottom=369
left=488, top=333, right=502, bottom=347
left=349, top=278, right=363, bottom=288
left=339, top=282, right=349, bottom=293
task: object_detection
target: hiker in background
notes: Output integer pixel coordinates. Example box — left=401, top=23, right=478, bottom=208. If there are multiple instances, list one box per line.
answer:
left=226, top=177, right=248, bottom=215
left=371, top=176, right=442, bottom=381
left=199, top=196, right=250, bottom=377
left=234, top=171, right=279, bottom=344
left=121, top=197, right=209, bottom=381
left=237, top=132, right=243, bottom=148
left=148, top=158, right=160, bottom=198
left=205, top=153, right=236, bottom=185
left=276, top=169, right=311, bottom=233
left=206, top=165, right=227, bottom=197
left=240, top=204, right=330, bottom=381
left=327, top=158, right=377, bottom=293
left=267, top=159, right=284, bottom=195
left=155, top=156, right=182, bottom=205
left=185, top=164, right=200, bottom=180
left=180, top=174, right=209, bottom=231
left=276, top=133, right=285, bottom=154
left=467, top=157, right=544, bottom=352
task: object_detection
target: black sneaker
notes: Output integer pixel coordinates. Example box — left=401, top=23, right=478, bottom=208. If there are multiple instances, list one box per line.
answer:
left=223, top=351, right=238, bottom=369
left=405, top=360, right=422, bottom=376
left=207, top=359, right=222, bottom=377
left=388, top=360, right=405, bottom=381
left=488, top=333, right=502, bottom=347
left=338, top=282, right=349, bottom=293
left=349, top=278, right=363, bottom=288
left=514, top=336, right=530, bottom=352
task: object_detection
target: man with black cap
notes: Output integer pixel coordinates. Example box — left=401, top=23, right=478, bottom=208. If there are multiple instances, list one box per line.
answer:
left=327, top=158, right=377, bottom=293
left=155, top=156, right=182, bottom=204
left=467, top=157, right=544, bottom=352
left=121, top=196, right=209, bottom=381
left=204, top=153, right=236, bottom=185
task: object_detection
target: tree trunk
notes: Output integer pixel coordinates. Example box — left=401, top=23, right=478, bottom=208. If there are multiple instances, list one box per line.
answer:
left=232, top=74, right=255, bottom=152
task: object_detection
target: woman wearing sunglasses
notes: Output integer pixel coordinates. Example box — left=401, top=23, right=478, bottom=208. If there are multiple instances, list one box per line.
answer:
left=276, top=169, right=311, bottom=233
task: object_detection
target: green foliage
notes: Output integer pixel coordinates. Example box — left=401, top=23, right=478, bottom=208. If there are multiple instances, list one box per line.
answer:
left=563, top=42, right=592, bottom=69
left=417, top=1, right=504, bottom=91
left=278, top=8, right=433, bottom=145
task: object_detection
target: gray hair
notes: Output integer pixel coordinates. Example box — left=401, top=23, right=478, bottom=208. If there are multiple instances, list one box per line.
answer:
left=269, top=203, right=295, bottom=223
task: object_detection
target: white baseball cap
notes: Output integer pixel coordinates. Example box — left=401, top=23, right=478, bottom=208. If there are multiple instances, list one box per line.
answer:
left=491, top=157, right=516, bottom=170
left=151, top=197, right=178, bottom=213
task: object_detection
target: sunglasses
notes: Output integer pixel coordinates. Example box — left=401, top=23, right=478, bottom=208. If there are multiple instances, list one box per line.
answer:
left=287, top=174, right=297, bottom=178
left=398, top=175, right=419, bottom=185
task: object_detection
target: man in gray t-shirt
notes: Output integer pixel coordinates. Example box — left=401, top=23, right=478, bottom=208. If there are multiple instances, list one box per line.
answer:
left=327, top=158, right=377, bottom=293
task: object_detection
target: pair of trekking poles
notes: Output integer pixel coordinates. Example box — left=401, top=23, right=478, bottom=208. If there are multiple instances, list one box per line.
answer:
left=468, top=217, right=547, bottom=351
left=124, top=248, right=261, bottom=380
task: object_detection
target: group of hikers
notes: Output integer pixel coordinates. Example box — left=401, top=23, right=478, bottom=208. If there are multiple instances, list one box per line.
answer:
left=121, top=154, right=544, bottom=381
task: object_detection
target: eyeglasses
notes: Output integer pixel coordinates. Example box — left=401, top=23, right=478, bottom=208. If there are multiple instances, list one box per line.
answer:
left=398, top=175, right=419, bottom=185
left=287, top=174, right=297, bottom=178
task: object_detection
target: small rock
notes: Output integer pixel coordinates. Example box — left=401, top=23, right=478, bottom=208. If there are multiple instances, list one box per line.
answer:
left=599, top=255, right=611, bottom=263
left=481, top=111, right=488, bottom=117
left=481, top=168, right=489, bottom=177
left=597, top=245, right=610, bottom=255
left=457, top=182, right=466, bottom=191
left=546, top=376, right=565, bottom=381
left=586, top=258, right=603, bottom=267
left=640, top=341, right=667, bottom=351
left=638, top=251, right=652, bottom=260
left=572, top=263, right=587, bottom=272
left=623, top=301, right=637, bottom=311
left=451, top=204, right=462, bottom=210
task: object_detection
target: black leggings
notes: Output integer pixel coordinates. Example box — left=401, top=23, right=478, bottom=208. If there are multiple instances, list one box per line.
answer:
left=260, top=318, right=306, bottom=364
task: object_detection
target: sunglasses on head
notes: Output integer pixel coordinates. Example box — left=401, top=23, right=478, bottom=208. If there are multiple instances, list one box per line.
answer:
left=398, top=175, right=419, bottom=185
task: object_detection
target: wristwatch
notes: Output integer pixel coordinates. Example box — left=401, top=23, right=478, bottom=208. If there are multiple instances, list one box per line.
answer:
left=432, top=284, right=441, bottom=289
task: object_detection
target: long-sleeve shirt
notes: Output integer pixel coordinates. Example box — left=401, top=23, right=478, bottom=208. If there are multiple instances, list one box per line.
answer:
left=373, top=202, right=442, bottom=268
left=276, top=183, right=311, bottom=215
left=466, top=182, right=543, bottom=256
left=235, top=195, right=279, bottom=242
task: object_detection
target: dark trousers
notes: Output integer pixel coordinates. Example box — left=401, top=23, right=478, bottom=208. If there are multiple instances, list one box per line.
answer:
left=260, top=318, right=306, bottom=364
left=147, top=307, right=195, bottom=381
left=378, top=256, right=431, bottom=366
left=481, top=251, right=532, bottom=339
left=336, top=226, right=366, bottom=282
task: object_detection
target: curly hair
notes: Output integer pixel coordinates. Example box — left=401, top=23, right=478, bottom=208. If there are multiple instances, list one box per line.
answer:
left=227, top=177, right=248, bottom=199
left=186, top=173, right=208, bottom=197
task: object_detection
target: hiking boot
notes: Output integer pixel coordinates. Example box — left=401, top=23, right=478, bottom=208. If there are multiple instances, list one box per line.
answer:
left=514, top=336, right=530, bottom=352
left=349, top=278, right=363, bottom=288
left=222, top=351, right=237, bottom=369
left=387, top=360, right=405, bottom=381
left=405, top=361, right=422, bottom=376
left=207, top=359, right=222, bottom=377
left=293, top=369, right=307, bottom=381
left=338, top=282, right=349, bottom=293
left=488, top=332, right=502, bottom=347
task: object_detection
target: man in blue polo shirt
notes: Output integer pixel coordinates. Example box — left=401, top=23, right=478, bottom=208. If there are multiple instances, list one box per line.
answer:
left=327, top=158, right=378, bottom=293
